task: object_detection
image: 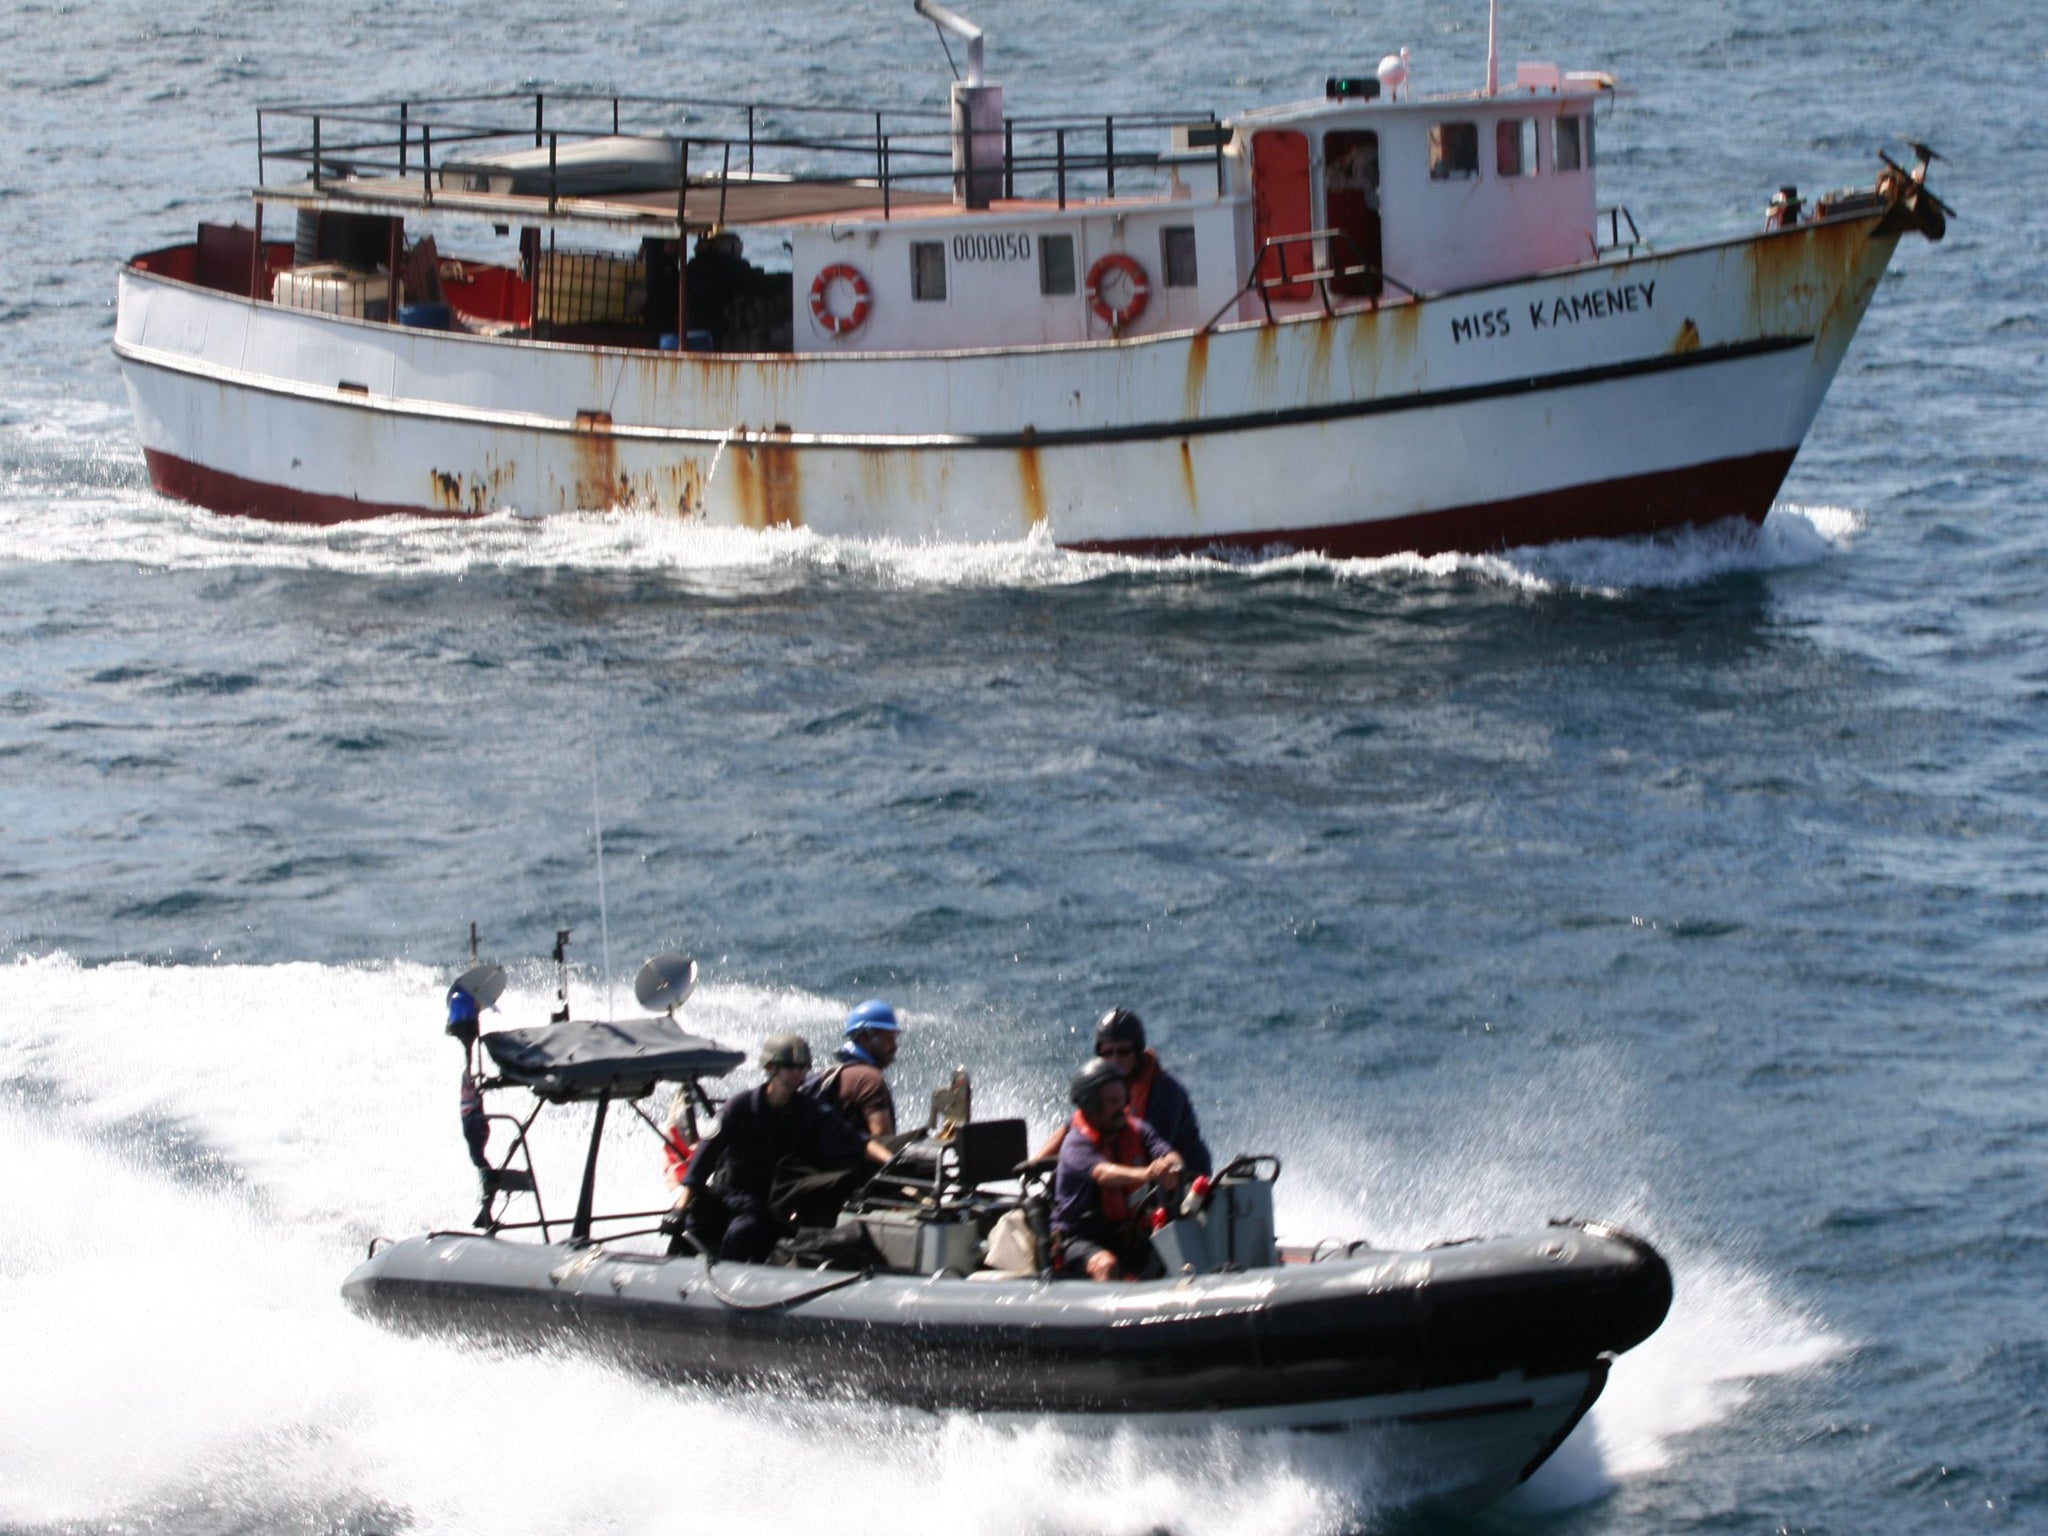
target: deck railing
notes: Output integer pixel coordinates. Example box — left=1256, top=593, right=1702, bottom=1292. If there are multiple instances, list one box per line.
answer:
left=1597, top=204, right=1642, bottom=254
left=255, top=90, right=1228, bottom=222
left=1207, top=228, right=1418, bottom=330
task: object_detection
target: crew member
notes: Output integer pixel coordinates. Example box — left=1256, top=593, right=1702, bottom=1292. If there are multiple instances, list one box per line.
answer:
left=1035, top=1008, right=1212, bottom=1178
left=809, top=998, right=902, bottom=1139
left=670, top=1032, right=892, bottom=1262
left=1051, top=1058, right=1184, bottom=1281
left=684, top=228, right=757, bottom=349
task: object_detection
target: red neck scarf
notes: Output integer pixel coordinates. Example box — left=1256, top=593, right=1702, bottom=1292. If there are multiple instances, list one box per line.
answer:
left=1070, top=1108, right=1147, bottom=1222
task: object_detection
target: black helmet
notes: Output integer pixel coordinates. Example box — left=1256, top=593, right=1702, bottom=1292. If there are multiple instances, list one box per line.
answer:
left=1069, top=1056, right=1125, bottom=1112
left=1094, top=1007, right=1147, bottom=1054
left=759, top=1032, right=814, bottom=1071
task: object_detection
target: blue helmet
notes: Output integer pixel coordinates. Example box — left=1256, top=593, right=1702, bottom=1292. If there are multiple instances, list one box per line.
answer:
left=844, top=999, right=901, bottom=1037
left=445, top=986, right=481, bottom=1042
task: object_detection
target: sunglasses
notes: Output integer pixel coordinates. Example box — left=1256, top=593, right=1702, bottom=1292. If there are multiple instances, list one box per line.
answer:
left=1098, top=1043, right=1139, bottom=1059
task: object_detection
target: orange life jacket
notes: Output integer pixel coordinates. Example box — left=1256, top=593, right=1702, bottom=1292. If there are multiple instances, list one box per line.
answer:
left=1068, top=1108, right=1147, bottom=1222
left=1123, top=1050, right=1162, bottom=1124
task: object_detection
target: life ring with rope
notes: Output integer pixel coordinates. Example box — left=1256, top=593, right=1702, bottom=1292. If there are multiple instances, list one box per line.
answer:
left=1085, top=252, right=1151, bottom=331
left=808, top=263, right=872, bottom=336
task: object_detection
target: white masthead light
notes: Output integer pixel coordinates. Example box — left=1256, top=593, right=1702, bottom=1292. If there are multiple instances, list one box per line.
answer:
left=1377, top=47, right=1410, bottom=100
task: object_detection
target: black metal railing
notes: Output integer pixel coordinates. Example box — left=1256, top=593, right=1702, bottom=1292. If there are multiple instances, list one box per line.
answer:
left=254, top=89, right=1227, bottom=223
left=1597, top=204, right=1641, bottom=254
left=1206, top=227, right=1418, bottom=329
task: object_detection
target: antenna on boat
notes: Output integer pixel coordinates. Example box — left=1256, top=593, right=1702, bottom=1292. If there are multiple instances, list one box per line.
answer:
left=635, top=953, right=700, bottom=1016
left=1486, top=0, right=1500, bottom=95
left=592, top=743, right=613, bottom=1020
left=914, top=1, right=1003, bottom=210
left=552, top=928, right=573, bottom=1023
left=914, top=0, right=984, bottom=86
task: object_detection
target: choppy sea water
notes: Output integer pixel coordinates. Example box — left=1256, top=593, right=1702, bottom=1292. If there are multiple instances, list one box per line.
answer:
left=2, top=1, right=2045, bottom=1533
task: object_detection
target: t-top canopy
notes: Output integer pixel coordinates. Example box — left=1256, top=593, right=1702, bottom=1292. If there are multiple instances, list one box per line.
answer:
left=482, top=1016, right=747, bottom=1102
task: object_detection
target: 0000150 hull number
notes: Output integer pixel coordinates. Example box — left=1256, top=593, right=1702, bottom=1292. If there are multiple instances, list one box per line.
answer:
left=952, top=232, right=1033, bottom=262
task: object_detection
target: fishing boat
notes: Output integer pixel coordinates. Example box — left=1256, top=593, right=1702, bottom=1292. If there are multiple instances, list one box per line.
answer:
left=113, top=2, right=1946, bottom=558
left=341, top=943, right=1674, bottom=1514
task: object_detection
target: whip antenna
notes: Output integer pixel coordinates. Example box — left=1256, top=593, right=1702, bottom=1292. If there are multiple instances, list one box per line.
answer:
left=592, top=743, right=613, bottom=1019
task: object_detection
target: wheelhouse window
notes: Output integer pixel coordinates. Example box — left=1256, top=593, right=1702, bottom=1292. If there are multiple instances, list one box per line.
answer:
left=1039, top=233, right=1076, bottom=295
left=1161, top=225, right=1198, bottom=287
left=1553, top=114, right=1592, bottom=173
left=1428, top=122, right=1480, bottom=180
left=1496, top=118, right=1536, bottom=177
left=911, top=240, right=948, bottom=301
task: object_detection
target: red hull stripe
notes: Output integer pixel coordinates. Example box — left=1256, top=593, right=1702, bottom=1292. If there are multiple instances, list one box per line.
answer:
left=144, top=445, right=1795, bottom=556
left=144, top=449, right=463, bottom=526
left=1066, top=449, right=1799, bottom=560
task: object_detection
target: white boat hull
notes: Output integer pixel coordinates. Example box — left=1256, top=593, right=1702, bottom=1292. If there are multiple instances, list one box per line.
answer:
left=116, top=212, right=1902, bottom=556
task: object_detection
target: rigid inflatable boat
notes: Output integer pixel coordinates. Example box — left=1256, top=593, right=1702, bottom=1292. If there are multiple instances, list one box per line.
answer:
left=343, top=946, right=1672, bottom=1513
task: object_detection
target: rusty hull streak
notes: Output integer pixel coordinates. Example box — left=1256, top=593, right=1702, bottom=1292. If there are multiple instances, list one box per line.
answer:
left=1305, top=314, right=1336, bottom=400
left=689, top=352, right=798, bottom=438
left=1673, top=318, right=1701, bottom=354
left=855, top=442, right=903, bottom=509
left=730, top=429, right=804, bottom=529
left=759, top=441, right=802, bottom=528
left=570, top=409, right=620, bottom=512
left=428, top=459, right=516, bottom=516
left=1811, top=220, right=1892, bottom=349
left=1744, top=217, right=1865, bottom=340
left=652, top=457, right=708, bottom=517
left=1184, top=330, right=1210, bottom=419
left=1250, top=322, right=1281, bottom=398
left=1017, top=438, right=1047, bottom=528
left=1384, top=299, right=1425, bottom=390
left=1343, top=305, right=1383, bottom=395
left=1178, top=439, right=1198, bottom=514
left=472, top=459, right=514, bottom=515
left=1344, top=298, right=1423, bottom=398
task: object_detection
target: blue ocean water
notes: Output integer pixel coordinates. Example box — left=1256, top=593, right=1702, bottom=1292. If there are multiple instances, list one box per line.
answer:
left=2, top=1, right=2045, bottom=1533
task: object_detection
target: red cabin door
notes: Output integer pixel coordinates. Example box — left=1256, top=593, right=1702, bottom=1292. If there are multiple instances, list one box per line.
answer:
left=1251, top=129, right=1314, bottom=300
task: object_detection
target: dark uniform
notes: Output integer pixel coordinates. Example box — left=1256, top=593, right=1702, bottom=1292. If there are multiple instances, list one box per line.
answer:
left=684, top=234, right=755, bottom=349
left=807, top=1054, right=896, bottom=1138
left=1124, top=1052, right=1212, bottom=1179
left=681, top=1082, right=872, bottom=1261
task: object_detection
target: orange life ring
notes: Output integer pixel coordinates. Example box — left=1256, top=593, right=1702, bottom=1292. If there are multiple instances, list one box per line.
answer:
left=1085, top=252, right=1151, bottom=330
left=809, top=263, right=872, bottom=336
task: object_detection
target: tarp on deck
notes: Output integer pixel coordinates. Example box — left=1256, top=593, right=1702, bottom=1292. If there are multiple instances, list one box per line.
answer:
left=483, top=1016, right=746, bottom=1101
